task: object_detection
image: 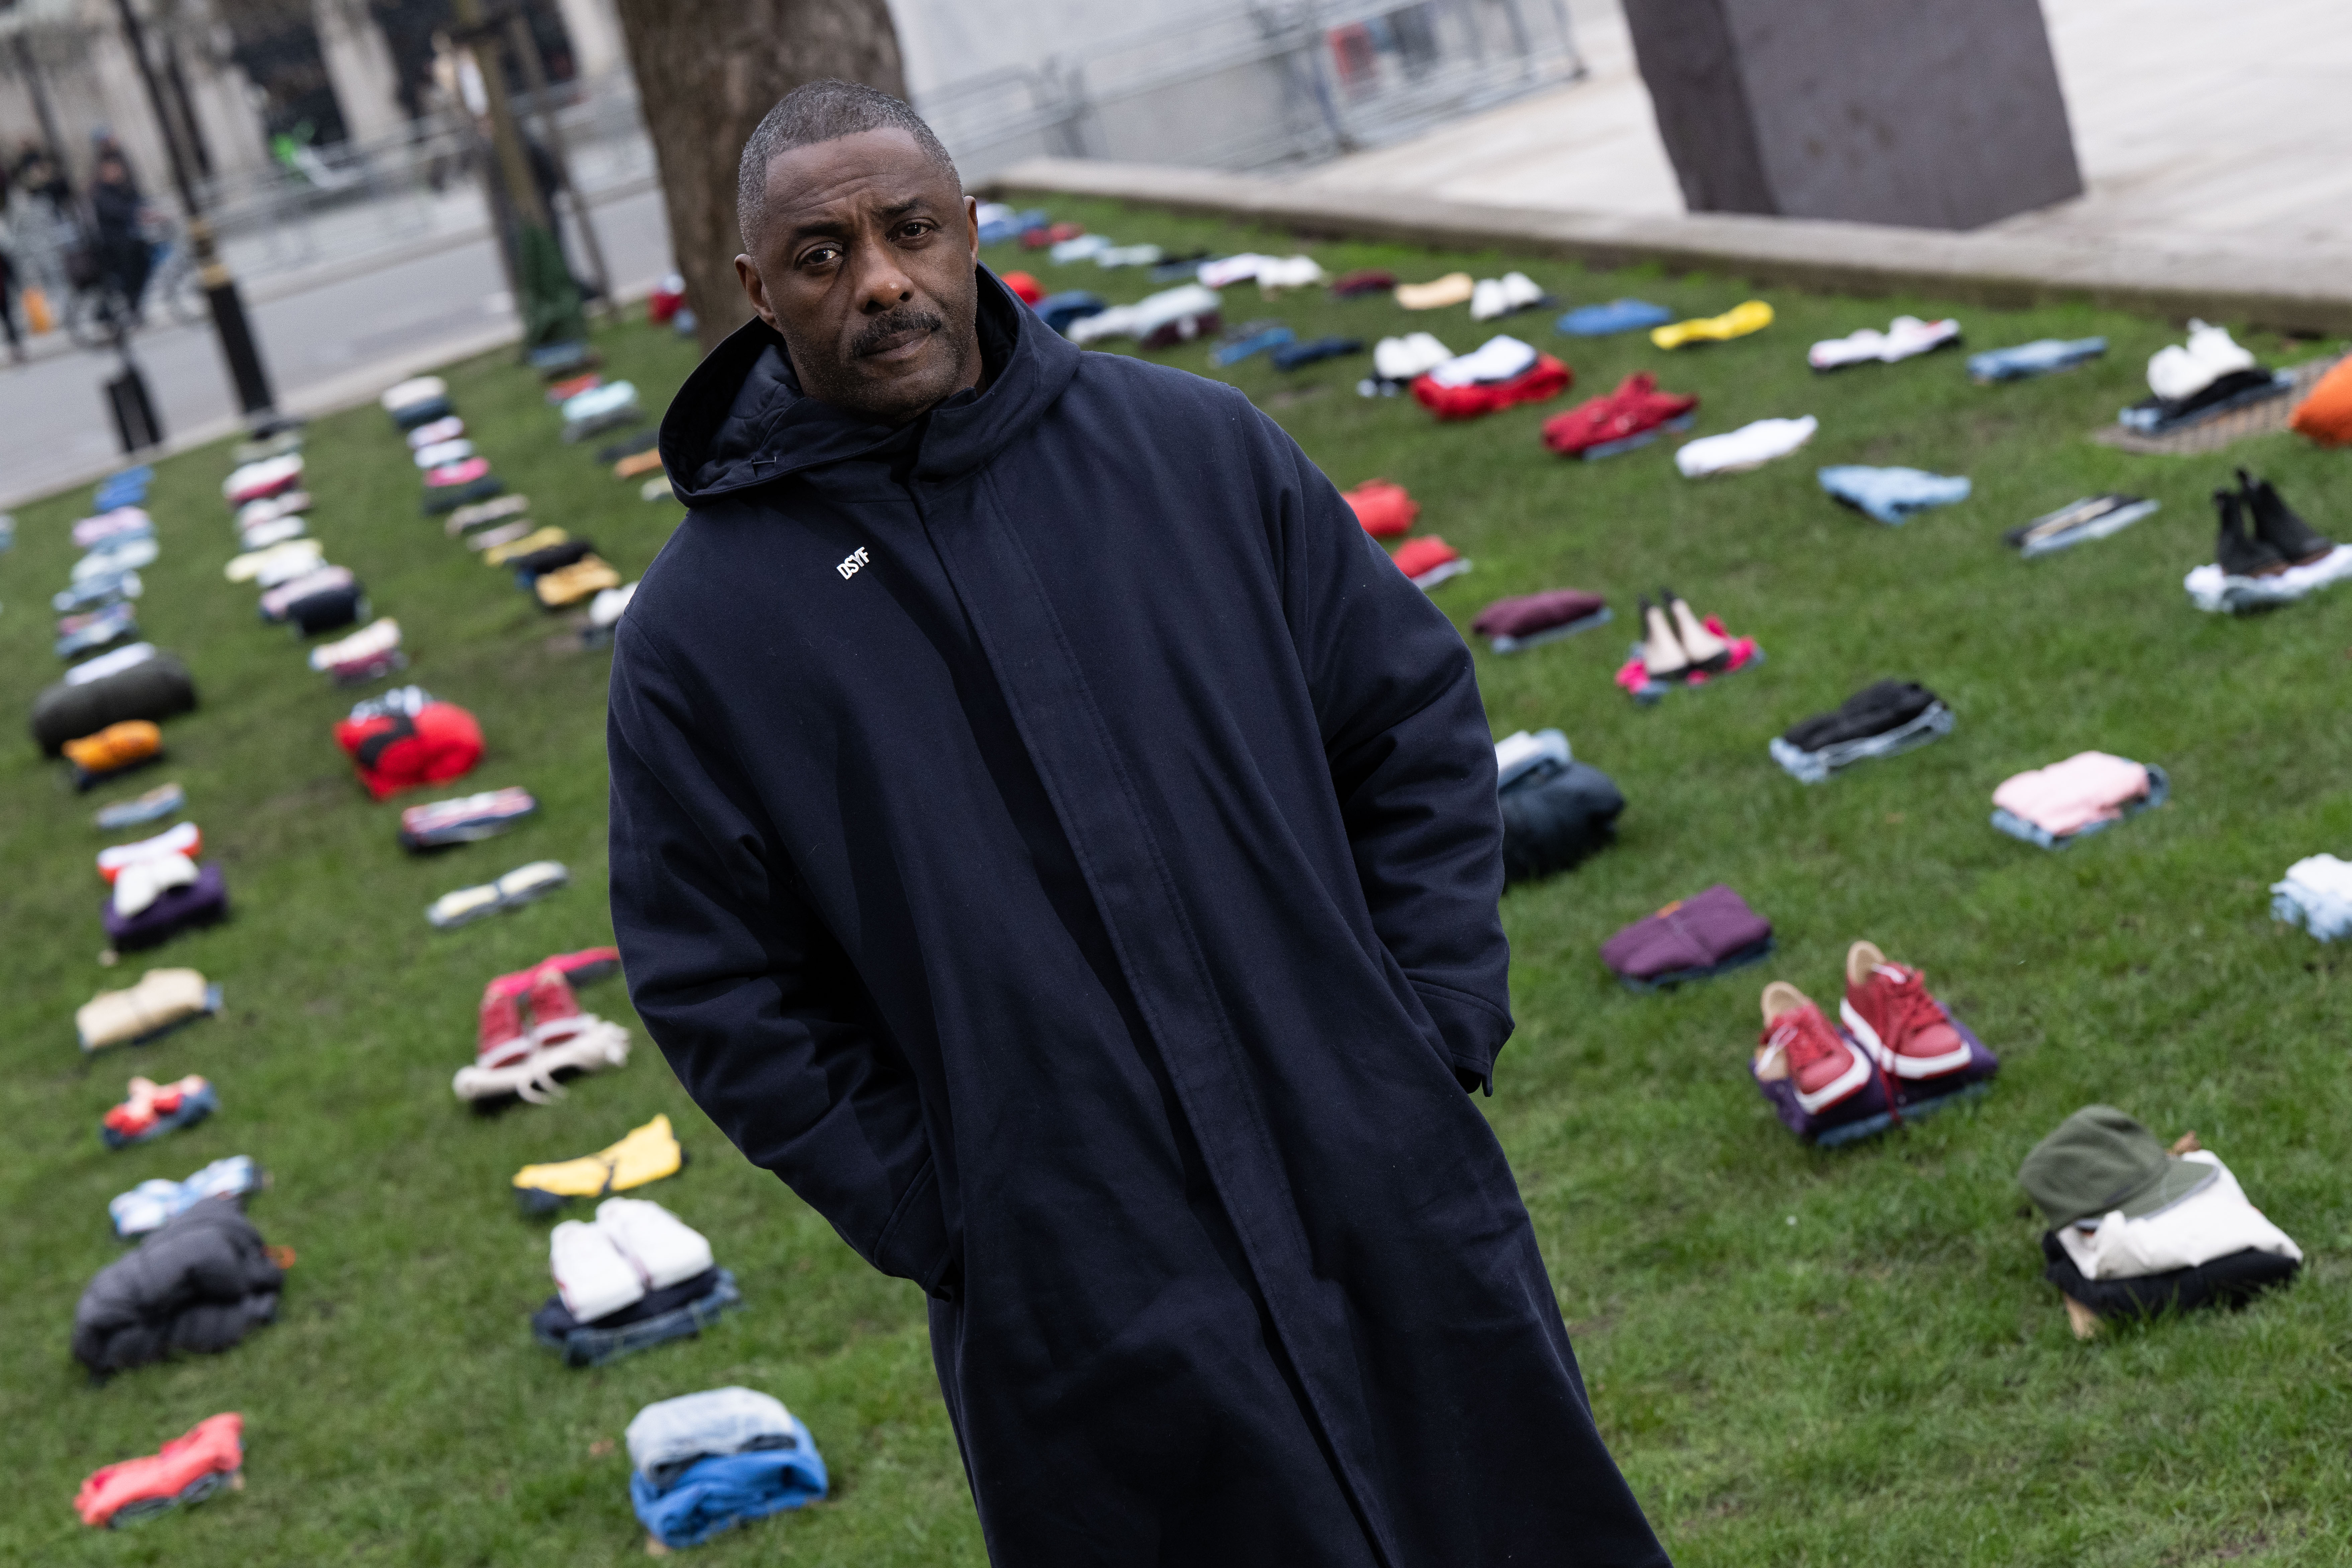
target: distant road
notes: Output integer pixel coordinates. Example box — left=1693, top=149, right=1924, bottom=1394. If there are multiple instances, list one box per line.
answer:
left=0, top=185, right=673, bottom=511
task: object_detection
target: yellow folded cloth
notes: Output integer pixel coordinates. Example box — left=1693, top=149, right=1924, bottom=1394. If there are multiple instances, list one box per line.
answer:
left=65, top=721, right=163, bottom=775
left=513, top=1114, right=682, bottom=1205
left=1651, top=299, right=1774, bottom=350
left=1395, top=272, right=1475, bottom=310
left=78, top=967, right=212, bottom=1051
left=535, top=555, right=623, bottom=608
left=483, top=526, right=569, bottom=567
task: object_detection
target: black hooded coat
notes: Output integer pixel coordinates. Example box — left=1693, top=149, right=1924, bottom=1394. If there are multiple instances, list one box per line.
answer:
left=608, top=270, right=1667, bottom=1566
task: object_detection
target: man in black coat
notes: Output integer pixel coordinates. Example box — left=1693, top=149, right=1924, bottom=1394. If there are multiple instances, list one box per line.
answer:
left=607, top=79, right=1668, bottom=1567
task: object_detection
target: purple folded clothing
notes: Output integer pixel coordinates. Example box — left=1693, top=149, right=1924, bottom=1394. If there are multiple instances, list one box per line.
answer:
left=1600, top=884, right=1772, bottom=985
left=1472, top=589, right=1607, bottom=640
left=102, top=862, right=230, bottom=950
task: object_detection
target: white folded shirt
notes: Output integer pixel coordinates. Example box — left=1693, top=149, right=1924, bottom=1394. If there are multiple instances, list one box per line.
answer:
left=1427, top=335, right=1537, bottom=388
left=227, top=538, right=324, bottom=585
left=65, top=642, right=158, bottom=685
left=1469, top=272, right=1544, bottom=322
left=2148, top=319, right=2257, bottom=401
left=1808, top=316, right=1959, bottom=369
left=114, top=853, right=199, bottom=917
left=596, top=1198, right=716, bottom=1290
left=551, top=1220, right=645, bottom=1322
left=99, top=821, right=199, bottom=881
left=2056, top=1152, right=2301, bottom=1281
left=1676, top=416, right=1819, bottom=477
left=73, top=538, right=160, bottom=581
left=1373, top=332, right=1454, bottom=381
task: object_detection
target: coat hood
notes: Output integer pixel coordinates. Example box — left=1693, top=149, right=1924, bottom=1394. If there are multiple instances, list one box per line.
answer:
left=659, top=266, right=1078, bottom=502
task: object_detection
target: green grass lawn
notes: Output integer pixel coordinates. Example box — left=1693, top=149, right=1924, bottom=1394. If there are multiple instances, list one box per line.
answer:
left=2, top=194, right=2347, bottom=1566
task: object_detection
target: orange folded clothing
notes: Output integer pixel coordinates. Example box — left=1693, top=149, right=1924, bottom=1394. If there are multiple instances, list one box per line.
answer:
left=613, top=449, right=664, bottom=480
left=2289, top=356, right=2352, bottom=447
left=1390, top=535, right=1469, bottom=589
left=75, top=1412, right=243, bottom=1528
left=65, top=721, right=163, bottom=779
left=1410, top=354, right=1571, bottom=421
left=1343, top=479, right=1419, bottom=539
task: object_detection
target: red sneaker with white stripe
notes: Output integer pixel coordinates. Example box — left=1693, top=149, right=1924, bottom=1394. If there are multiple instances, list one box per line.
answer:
left=1840, top=941, right=1972, bottom=1080
left=1755, top=982, right=1872, bottom=1114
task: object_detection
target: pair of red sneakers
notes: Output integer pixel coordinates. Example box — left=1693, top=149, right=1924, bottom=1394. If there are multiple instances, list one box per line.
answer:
left=1751, top=941, right=1996, bottom=1145
left=455, top=948, right=631, bottom=1105
left=1541, top=372, right=1698, bottom=459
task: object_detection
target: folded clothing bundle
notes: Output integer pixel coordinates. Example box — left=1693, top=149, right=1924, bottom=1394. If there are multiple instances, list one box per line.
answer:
left=1270, top=335, right=1363, bottom=371
left=103, top=862, right=229, bottom=950
left=407, top=413, right=465, bottom=448
left=1471, top=589, right=1609, bottom=652
left=74, top=536, right=158, bottom=579
left=32, top=652, right=196, bottom=755
left=1991, top=751, right=2161, bottom=846
left=423, top=455, right=492, bottom=489
left=2122, top=321, right=2284, bottom=432
left=1066, top=283, right=1222, bottom=347
left=2289, top=354, right=2352, bottom=446
left=1494, top=729, right=1623, bottom=884
left=399, top=786, right=537, bottom=849
left=1329, top=268, right=1395, bottom=298
left=65, top=721, right=165, bottom=787
left=77, top=967, right=219, bottom=1051
left=1209, top=319, right=1293, bottom=366
left=98, top=820, right=201, bottom=883
left=73, top=506, right=154, bottom=550
left=1771, top=680, right=1954, bottom=782
left=513, top=1114, right=682, bottom=1212
left=1817, top=465, right=1971, bottom=526
left=534, top=1268, right=741, bottom=1368
left=1411, top=352, right=1569, bottom=420
left=430, top=859, right=568, bottom=930
left=95, top=782, right=185, bottom=830
left=110, top=1155, right=261, bottom=1238
left=1390, top=536, right=1469, bottom=590
left=1424, top=334, right=1533, bottom=388
left=335, top=687, right=481, bottom=799
left=1652, top=300, right=1772, bottom=350
left=2006, top=494, right=2159, bottom=558
left=1342, top=479, right=1418, bottom=539
left=221, top=453, right=302, bottom=504
left=483, top=525, right=568, bottom=566
left=65, top=641, right=159, bottom=686
left=75, top=1413, right=244, bottom=1528
left=2020, top=1107, right=2301, bottom=1331
left=563, top=383, right=645, bottom=442
left=413, top=437, right=475, bottom=468
left=311, top=618, right=405, bottom=681
left=53, top=568, right=142, bottom=613
left=1807, top=315, right=1959, bottom=370
left=1556, top=298, right=1670, bottom=337
left=103, top=1075, right=217, bottom=1148
left=56, top=602, right=140, bottom=660
left=1969, top=336, right=2106, bottom=383
left=549, top=1198, right=715, bottom=1321
left=2183, top=543, right=2352, bottom=614
left=1676, top=416, right=1817, bottom=478
left=446, top=493, right=530, bottom=536
left=1371, top=332, right=1452, bottom=383
left=257, top=565, right=357, bottom=622
left=1470, top=272, right=1547, bottom=321
left=1541, top=372, right=1697, bottom=459
left=1394, top=271, right=1474, bottom=310
left=2272, top=853, right=2352, bottom=941
left=626, top=1389, right=829, bottom=1550
left=111, top=851, right=200, bottom=918
left=72, top=1202, right=282, bottom=1375
left=588, top=582, right=637, bottom=632
left=1602, top=885, right=1771, bottom=991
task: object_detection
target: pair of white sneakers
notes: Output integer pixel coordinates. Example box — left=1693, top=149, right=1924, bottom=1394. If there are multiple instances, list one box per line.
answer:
left=550, top=1198, right=713, bottom=1323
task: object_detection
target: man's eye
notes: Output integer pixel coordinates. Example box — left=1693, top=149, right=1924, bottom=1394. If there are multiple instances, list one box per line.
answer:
left=899, top=222, right=933, bottom=240
left=800, top=246, right=840, bottom=268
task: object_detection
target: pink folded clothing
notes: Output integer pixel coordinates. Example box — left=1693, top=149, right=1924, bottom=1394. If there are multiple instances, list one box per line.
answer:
left=75, top=1412, right=243, bottom=1527
left=1991, top=751, right=2151, bottom=837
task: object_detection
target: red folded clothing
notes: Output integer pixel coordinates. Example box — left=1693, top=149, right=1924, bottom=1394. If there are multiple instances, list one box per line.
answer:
left=1343, top=479, right=1419, bottom=539
left=1000, top=271, right=1045, bottom=306
left=1472, top=589, right=1606, bottom=640
left=1541, top=372, right=1698, bottom=456
left=335, top=702, right=484, bottom=800
left=424, top=456, right=492, bottom=488
left=1330, top=268, right=1397, bottom=298
left=1410, top=354, right=1571, bottom=421
left=1391, top=536, right=1467, bottom=588
left=76, top=1412, right=243, bottom=1528
left=1021, top=222, right=1081, bottom=250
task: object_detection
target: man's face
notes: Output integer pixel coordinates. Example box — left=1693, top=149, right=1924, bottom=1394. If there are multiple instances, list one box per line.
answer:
left=735, top=128, right=981, bottom=424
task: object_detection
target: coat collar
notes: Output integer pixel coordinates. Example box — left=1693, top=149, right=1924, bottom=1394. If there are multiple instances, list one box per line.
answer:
left=661, top=265, right=1078, bottom=502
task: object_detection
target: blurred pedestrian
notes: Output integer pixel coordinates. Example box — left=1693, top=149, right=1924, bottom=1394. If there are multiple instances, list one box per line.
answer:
left=0, top=166, right=26, bottom=362
left=90, top=152, right=151, bottom=322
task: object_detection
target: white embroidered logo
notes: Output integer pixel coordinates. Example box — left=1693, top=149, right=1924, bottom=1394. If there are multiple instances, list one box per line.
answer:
left=836, top=547, right=872, bottom=580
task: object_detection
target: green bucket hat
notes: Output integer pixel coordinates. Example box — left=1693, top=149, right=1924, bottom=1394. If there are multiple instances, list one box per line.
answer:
left=2018, top=1105, right=2217, bottom=1229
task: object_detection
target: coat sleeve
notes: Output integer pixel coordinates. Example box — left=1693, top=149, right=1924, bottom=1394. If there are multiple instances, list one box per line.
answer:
left=607, top=621, right=957, bottom=1297
left=1249, top=402, right=1515, bottom=1092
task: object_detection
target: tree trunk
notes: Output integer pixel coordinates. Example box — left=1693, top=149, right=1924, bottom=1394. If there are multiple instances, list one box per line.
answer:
left=611, top=0, right=905, bottom=355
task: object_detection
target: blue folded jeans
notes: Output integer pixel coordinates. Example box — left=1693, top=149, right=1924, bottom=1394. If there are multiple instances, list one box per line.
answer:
left=1967, top=337, right=2106, bottom=382
left=535, top=1269, right=741, bottom=1368
left=1818, top=465, right=1972, bottom=525
left=629, top=1446, right=829, bottom=1549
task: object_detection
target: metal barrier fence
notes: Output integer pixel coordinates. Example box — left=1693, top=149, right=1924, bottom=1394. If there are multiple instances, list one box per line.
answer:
left=919, top=0, right=1586, bottom=183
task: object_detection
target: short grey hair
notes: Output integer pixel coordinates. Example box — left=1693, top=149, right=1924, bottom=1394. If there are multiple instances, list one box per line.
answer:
left=736, top=80, right=962, bottom=250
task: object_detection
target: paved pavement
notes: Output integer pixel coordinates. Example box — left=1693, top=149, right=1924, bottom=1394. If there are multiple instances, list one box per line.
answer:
left=1291, top=0, right=2351, bottom=271
left=0, top=184, right=673, bottom=512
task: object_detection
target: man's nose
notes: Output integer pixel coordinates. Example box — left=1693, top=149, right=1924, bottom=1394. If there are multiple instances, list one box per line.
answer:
left=851, top=243, right=914, bottom=313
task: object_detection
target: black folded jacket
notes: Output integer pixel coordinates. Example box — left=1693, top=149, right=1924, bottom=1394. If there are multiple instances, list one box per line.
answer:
left=507, top=539, right=596, bottom=579
left=1499, top=760, right=1625, bottom=884
left=287, top=584, right=365, bottom=636
left=529, top=1267, right=722, bottom=1338
left=2040, top=1231, right=2298, bottom=1320
left=30, top=654, right=198, bottom=755
left=1781, top=679, right=1938, bottom=752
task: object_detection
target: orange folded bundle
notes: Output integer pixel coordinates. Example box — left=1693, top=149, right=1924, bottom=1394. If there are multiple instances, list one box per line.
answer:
left=2289, top=356, right=2352, bottom=446
left=65, top=721, right=162, bottom=776
left=614, top=449, right=664, bottom=480
left=1343, top=479, right=1419, bottom=539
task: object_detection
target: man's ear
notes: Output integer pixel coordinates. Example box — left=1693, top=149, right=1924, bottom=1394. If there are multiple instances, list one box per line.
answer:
left=963, top=194, right=979, bottom=261
left=735, top=254, right=779, bottom=331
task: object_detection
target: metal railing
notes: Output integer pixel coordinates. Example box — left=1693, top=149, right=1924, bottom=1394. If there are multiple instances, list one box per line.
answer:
left=918, top=0, right=1586, bottom=183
